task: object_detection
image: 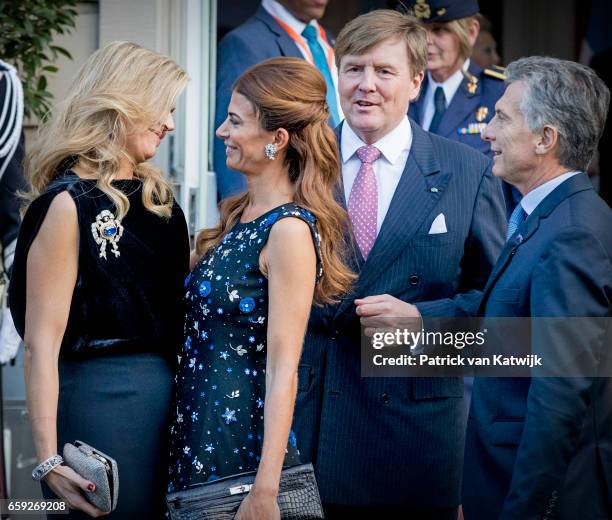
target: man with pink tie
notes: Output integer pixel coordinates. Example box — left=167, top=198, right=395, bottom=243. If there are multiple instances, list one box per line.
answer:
left=292, top=9, right=506, bottom=518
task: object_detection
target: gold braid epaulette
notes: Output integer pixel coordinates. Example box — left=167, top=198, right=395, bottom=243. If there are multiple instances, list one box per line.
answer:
left=484, top=65, right=506, bottom=80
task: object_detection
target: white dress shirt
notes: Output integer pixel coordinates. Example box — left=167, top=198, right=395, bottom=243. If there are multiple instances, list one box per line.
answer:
left=421, top=59, right=470, bottom=131
left=519, top=171, right=581, bottom=215
left=341, top=117, right=413, bottom=233
left=261, top=0, right=343, bottom=120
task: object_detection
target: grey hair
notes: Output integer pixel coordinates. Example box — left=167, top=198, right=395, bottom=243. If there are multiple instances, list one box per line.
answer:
left=505, top=56, right=610, bottom=171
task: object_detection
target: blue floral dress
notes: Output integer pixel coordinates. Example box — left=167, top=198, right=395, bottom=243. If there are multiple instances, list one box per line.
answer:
left=167, top=203, right=322, bottom=491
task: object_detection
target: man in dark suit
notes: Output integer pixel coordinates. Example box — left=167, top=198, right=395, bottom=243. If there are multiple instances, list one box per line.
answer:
left=292, top=10, right=506, bottom=518
left=463, top=57, right=612, bottom=520
left=215, top=0, right=339, bottom=199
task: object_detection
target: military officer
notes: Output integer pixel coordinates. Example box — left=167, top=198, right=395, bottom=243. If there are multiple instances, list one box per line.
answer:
left=408, top=0, right=519, bottom=213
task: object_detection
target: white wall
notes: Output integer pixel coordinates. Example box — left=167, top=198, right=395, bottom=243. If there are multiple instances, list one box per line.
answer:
left=24, top=0, right=218, bottom=232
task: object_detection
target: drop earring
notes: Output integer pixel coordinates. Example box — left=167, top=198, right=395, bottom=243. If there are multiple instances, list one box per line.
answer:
left=264, top=143, right=277, bottom=160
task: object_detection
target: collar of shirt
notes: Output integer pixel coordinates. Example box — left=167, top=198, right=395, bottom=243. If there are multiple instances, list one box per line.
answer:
left=426, top=58, right=470, bottom=106
left=341, top=116, right=412, bottom=166
left=261, top=0, right=318, bottom=37
left=340, top=117, right=412, bottom=233
left=520, top=171, right=581, bottom=215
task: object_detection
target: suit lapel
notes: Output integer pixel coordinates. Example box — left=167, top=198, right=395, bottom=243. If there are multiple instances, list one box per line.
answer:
left=255, top=6, right=304, bottom=59
left=479, top=173, right=594, bottom=312
left=435, top=71, right=481, bottom=138
left=334, top=121, right=448, bottom=318
left=479, top=214, right=541, bottom=310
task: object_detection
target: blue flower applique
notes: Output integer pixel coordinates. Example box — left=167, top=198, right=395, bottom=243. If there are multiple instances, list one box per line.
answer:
left=288, top=430, right=297, bottom=447
left=239, top=297, right=255, bottom=313
left=260, top=212, right=280, bottom=228
left=199, top=281, right=211, bottom=297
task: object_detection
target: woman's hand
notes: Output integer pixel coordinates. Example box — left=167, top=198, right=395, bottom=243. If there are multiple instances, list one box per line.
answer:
left=44, top=465, right=107, bottom=517
left=234, top=489, right=280, bottom=520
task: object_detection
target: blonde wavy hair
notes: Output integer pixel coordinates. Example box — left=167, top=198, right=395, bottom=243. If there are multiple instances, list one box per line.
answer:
left=24, top=41, right=189, bottom=219
left=196, top=58, right=355, bottom=305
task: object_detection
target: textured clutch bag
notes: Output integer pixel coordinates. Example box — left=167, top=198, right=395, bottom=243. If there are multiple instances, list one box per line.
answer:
left=63, top=441, right=119, bottom=513
left=166, top=462, right=324, bottom=520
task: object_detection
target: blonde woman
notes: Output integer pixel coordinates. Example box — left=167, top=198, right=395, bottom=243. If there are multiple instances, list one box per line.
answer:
left=407, top=0, right=506, bottom=159
left=9, top=42, right=189, bottom=518
left=167, top=57, right=354, bottom=519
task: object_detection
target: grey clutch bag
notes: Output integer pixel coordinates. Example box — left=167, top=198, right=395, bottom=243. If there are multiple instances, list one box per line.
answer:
left=63, top=441, right=119, bottom=513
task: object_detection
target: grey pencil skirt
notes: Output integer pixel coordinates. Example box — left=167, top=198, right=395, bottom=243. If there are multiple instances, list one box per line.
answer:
left=41, top=352, right=174, bottom=519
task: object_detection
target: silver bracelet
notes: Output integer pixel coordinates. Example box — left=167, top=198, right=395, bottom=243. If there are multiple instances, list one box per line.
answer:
left=32, top=455, right=63, bottom=481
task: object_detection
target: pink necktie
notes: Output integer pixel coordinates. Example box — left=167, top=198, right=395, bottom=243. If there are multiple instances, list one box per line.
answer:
left=348, top=145, right=381, bottom=259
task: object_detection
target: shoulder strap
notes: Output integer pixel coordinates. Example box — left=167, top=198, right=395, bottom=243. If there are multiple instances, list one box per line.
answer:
left=483, top=65, right=506, bottom=80
left=261, top=204, right=323, bottom=282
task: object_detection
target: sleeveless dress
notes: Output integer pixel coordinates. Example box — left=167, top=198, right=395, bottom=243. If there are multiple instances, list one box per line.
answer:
left=167, top=203, right=322, bottom=491
left=9, top=171, right=189, bottom=518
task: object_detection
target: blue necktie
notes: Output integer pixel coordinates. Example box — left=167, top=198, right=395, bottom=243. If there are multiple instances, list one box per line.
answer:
left=301, top=25, right=340, bottom=126
left=506, top=204, right=527, bottom=241
left=428, top=86, right=446, bottom=134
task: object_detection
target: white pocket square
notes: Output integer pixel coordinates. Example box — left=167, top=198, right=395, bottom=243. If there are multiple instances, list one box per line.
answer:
left=428, top=213, right=447, bottom=234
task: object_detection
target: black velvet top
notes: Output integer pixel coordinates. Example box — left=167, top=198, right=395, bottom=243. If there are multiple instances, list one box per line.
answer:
left=9, top=171, right=190, bottom=359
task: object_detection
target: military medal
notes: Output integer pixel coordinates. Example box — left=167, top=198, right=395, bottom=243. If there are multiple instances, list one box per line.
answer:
left=461, top=69, right=479, bottom=95
left=91, top=209, right=124, bottom=259
left=467, top=78, right=478, bottom=94
left=475, top=106, right=489, bottom=122
left=458, top=123, right=487, bottom=135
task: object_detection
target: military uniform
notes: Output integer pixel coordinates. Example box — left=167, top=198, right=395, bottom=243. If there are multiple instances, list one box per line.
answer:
left=407, top=0, right=519, bottom=214
left=410, top=61, right=506, bottom=158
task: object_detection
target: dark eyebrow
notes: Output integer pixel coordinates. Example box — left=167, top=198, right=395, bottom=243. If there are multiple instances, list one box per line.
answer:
left=228, top=111, right=242, bottom=120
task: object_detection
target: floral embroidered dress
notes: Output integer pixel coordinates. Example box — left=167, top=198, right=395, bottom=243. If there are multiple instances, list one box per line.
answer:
left=167, top=203, right=322, bottom=491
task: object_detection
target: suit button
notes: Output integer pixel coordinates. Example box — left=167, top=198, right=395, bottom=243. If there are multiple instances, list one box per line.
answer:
left=410, top=275, right=420, bottom=285
left=381, top=393, right=391, bottom=404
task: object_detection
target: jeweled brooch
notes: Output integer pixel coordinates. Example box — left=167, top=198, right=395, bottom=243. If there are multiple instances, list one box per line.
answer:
left=91, top=209, right=124, bottom=259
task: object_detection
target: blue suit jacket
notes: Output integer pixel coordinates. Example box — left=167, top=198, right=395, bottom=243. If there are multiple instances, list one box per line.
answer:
left=293, top=119, right=506, bottom=508
left=463, top=174, right=612, bottom=520
left=408, top=61, right=504, bottom=158
left=214, top=6, right=334, bottom=199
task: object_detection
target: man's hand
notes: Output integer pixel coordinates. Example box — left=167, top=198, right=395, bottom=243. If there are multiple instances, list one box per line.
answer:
left=355, top=295, right=421, bottom=336
left=355, top=294, right=421, bottom=318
